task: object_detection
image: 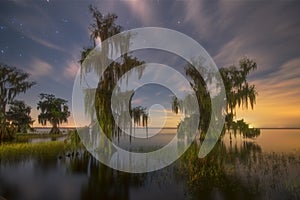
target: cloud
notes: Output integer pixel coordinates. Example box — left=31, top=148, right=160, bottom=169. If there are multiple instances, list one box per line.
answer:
left=27, top=34, right=67, bottom=53
left=183, top=1, right=213, bottom=38
left=269, top=57, right=300, bottom=83
left=2, top=1, right=68, bottom=53
left=64, top=60, right=80, bottom=79
left=237, top=56, right=300, bottom=128
left=180, top=1, right=300, bottom=77
left=26, top=58, right=53, bottom=78
left=255, top=57, right=300, bottom=96
left=121, top=0, right=158, bottom=25
left=131, top=97, right=147, bottom=105
left=212, top=36, right=274, bottom=73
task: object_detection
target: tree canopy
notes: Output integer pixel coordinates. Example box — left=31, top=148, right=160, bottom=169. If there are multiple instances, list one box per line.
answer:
left=6, top=100, right=34, bottom=133
left=0, top=63, right=35, bottom=140
left=37, top=93, right=70, bottom=134
left=220, top=57, right=259, bottom=138
left=80, top=6, right=148, bottom=140
left=172, top=57, right=259, bottom=139
left=80, top=7, right=259, bottom=141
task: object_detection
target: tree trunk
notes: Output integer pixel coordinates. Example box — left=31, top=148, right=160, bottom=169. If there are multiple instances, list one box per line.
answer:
left=0, top=101, right=6, bottom=141
left=50, top=123, right=61, bottom=134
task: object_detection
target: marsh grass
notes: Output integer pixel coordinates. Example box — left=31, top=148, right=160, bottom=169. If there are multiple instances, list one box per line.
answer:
left=0, top=141, right=68, bottom=162
left=233, top=151, right=300, bottom=199
left=177, top=141, right=300, bottom=199
left=15, top=132, right=69, bottom=139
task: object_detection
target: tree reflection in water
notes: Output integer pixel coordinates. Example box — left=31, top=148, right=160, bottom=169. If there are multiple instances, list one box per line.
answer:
left=1, top=137, right=299, bottom=199
left=177, top=140, right=300, bottom=200
left=58, top=139, right=299, bottom=200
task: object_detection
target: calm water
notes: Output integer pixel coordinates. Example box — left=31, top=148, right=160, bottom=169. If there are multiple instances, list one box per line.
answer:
left=222, top=129, right=300, bottom=153
left=0, top=129, right=300, bottom=200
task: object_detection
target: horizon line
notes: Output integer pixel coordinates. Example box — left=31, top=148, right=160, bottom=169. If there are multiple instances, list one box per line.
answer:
left=32, top=126, right=300, bottom=130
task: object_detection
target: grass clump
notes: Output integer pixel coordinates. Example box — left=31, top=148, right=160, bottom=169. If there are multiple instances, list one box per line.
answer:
left=0, top=141, right=67, bottom=162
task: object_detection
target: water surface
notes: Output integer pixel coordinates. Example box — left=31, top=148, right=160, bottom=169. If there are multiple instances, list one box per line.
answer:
left=0, top=129, right=299, bottom=200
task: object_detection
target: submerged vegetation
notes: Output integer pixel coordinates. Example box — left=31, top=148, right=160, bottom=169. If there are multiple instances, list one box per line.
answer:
left=1, top=3, right=299, bottom=200
left=1, top=134, right=299, bottom=199
left=0, top=130, right=82, bottom=162
left=178, top=141, right=300, bottom=199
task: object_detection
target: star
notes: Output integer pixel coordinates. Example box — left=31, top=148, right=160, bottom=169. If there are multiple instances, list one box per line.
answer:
left=1, top=50, right=4, bottom=54
left=55, top=30, right=59, bottom=34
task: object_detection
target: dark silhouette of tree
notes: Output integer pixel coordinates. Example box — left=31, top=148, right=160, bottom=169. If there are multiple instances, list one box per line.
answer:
left=80, top=6, right=148, bottom=140
left=171, top=96, right=181, bottom=115
left=6, top=100, right=34, bottom=133
left=220, top=57, right=259, bottom=139
left=0, top=63, right=35, bottom=140
left=171, top=57, right=259, bottom=139
left=220, top=58, right=257, bottom=116
left=37, top=93, right=70, bottom=134
left=130, top=106, right=148, bottom=139
left=184, top=64, right=212, bottom=139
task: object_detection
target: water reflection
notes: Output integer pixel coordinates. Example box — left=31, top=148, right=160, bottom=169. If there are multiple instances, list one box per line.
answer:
left=178, top=139, right=300, bottom=199
left=0, top=131, right=300, bottom=200
left=13, top=135, right=68, bottom=144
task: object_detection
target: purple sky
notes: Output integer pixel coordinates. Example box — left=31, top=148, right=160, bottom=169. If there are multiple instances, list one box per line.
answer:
left=1, top=0, right=300, bottom=128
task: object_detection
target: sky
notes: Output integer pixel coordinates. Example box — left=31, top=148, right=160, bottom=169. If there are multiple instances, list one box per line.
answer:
left=0, top=0, right=300, bottom=128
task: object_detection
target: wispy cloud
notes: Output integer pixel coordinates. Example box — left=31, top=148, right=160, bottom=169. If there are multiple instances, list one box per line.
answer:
left=64, top=60, right=80, bottom=79
left=180, top=1, right=300, bottom=76
left=3, top=1, right=69, bottom=53
left=28, top=34, right=67, bottom=53
left=183, top=1, right=213, bottom=39
left=121, top=0, right=158, bottom=25
left=26, top=58, right=53, bottom=78
left=131, top=97, right=147, bottom=105
left=238, top=56, right=300, bottom=128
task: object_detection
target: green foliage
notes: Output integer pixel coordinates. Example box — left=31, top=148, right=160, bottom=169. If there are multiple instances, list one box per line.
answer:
left=80, top=7, right=147, bottom=140
left=6, top=100, right=34, bottom=133
left=130, top=106, right=148, bottom=127
left=0, top=123, right=17, bottom=141
left=172, top=57, right=259, bottom=139
left=81, top=7, right=259, bottom=141
left=0, top=141, right=66, bottom=162
left=220, top=57, right=258, bottom=115
left=184, top=64, right=212, bottom=133
left=0, top=63, right=35, bottom=140
left=220, top=57, right=259, bottom=138
left=15, top=133, right=68, bottom=142
left=37, top=93, right=70, bottom=134
left=88, top=5, right=121, bottom=48
left=65, top=130, right=82, bottom=149
left=178, top=141, right=300, bottom=199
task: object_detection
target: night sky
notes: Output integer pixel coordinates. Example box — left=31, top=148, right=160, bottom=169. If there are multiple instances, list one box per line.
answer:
left=1, top=0, right=300, bottom=128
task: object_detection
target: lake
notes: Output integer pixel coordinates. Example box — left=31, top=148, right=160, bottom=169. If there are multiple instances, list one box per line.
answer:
left=0, top=129, right=299, bottom=200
